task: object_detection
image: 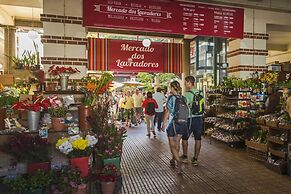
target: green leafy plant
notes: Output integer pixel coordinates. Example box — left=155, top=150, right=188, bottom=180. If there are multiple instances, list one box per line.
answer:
left=0, top=95, right=18, bottom=109
left=3, top=170, right=52, bottom=193
left=49, top=106, right=67, bottom=118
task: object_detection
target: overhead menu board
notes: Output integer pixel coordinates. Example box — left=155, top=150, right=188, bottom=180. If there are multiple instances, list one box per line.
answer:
left=83, top=0, right=244, bottom=39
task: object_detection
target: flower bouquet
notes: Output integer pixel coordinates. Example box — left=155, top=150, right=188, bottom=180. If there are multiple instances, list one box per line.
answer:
left=48, top=65, right=80, bottom=90
left=56, top=134, right=98, bottom=177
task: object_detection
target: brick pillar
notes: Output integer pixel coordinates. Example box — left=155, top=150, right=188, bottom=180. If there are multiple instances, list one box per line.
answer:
left=228, top=9, right=268, bottom=78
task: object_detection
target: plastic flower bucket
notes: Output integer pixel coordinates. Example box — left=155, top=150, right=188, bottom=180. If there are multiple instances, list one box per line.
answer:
left=70, top=157, right=89, bottom=177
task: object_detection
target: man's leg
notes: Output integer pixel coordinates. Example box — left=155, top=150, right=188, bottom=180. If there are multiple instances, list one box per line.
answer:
left=192, top=117, right=203, bottom=166
left=157, top=112, right=164, bottom=131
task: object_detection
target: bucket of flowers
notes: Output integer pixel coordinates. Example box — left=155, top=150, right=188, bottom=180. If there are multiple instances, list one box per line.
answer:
left=12, top=95, right=51, bottom=131
left=55, top=134, right=98, bottom=177
left=48, top=65, right=80, bottom=91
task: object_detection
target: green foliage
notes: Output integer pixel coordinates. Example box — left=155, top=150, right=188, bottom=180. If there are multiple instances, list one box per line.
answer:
left=0, top=95, right=18, bottom=108
left=136, top=73, right=154, bottom=91
left=4, top=170, right=52, bottom=193
left=157, top=73, right=179, bottom=87
left=49, top=106, right=67, bottom=118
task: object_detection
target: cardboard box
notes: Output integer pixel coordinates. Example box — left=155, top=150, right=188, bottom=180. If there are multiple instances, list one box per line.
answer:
left=0, top=74, right=14, bottom=86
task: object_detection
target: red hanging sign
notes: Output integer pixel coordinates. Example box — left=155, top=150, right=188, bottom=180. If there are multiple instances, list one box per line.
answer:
left=88, top=38, right=183, bottom=74
left=83, top=0, right=244, bottom=39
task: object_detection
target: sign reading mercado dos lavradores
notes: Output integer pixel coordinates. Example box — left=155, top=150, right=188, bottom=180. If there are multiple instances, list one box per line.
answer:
left=88, top=38, right=183, bottom=73
left=83, top=0, right=244, bottom=39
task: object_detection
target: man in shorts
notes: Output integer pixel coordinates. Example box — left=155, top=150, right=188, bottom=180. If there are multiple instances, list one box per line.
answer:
left=132, top=89, right=144, bottom=125
left=180, top=76, right=204, bottom=166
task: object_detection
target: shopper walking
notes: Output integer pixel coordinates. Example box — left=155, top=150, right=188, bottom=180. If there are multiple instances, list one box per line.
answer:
left=142, top=92, right=158, bottom=138
left=118, top=92, right=125, bottom=122
left=132, top=89, right=144, bottom=125
left=162, top=81, right=188, bottom=174
left=153, top=87, right=166, bottom=131
left=180, top=76, right=204, bottom=166
left=123, top=91, right=134, bottom=127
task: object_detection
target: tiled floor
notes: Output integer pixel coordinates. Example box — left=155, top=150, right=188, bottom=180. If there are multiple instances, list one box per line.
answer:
left=121, top=123, right=291, bottom=194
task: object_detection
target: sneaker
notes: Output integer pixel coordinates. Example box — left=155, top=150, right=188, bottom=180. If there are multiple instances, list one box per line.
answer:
left=177, top=161, right=183, bottom=175
left=152, top=131, right=156, bottom=137
left=146, top=134, right=150, bottom=138
left=170, top=159, right=175, bottom=168
left=192, top=158, right=198, bottom=166
left=179, top=155, right=189, bottom=163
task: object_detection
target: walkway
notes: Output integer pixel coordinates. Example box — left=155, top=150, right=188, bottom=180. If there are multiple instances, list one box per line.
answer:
left=121, top=123, right=291, bottom=194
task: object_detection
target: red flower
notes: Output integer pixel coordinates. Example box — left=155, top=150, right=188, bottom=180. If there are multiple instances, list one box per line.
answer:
left=48, top=65, right=79, bottom=77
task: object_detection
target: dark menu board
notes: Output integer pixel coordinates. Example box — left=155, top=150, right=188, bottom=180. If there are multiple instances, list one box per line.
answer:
left=83, top=0, right=244, bottom=39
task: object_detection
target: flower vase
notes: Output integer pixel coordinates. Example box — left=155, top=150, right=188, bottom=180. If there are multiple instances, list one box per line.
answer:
left=60, top=75, right=69, bottom=91
left=0, top=108, right=6, bottom=130
left=79, top=106, right=93, bottom=130
left=28, top=111, right=40, bottom=131
left=51, top=117, right=66, bottom=131
left=101, top=181, right=116, bottom=194
left=27, top=161, right=51, bottom=175
left=70, top=157, right=89, bottom=178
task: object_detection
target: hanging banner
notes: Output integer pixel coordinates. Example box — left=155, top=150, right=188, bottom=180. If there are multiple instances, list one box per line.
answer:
left=83, top=0, right=244, bottom=39
left=88, top=38, right=183, bottom=74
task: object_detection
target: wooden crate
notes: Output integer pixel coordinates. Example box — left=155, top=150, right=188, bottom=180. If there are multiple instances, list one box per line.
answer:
left=256, top=118, right=265, bottom=125
left=245, top=140, right=268, bottom=152
left=0, top=74, right=14, bottom=86
left=246, top=147, right=267, bottom=162
left=266, top=120, right=279, bottom=128
left=278, top=123, right=291, bottom=130
left=265, top=161, right=287, bottom=174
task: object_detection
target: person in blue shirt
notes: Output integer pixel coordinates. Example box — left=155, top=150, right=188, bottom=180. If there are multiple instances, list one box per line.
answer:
left=162, top=81, right=187, bottom=174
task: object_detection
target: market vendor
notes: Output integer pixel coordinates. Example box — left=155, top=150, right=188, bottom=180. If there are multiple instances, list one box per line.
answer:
left=265, top=86, right=282, bottom=114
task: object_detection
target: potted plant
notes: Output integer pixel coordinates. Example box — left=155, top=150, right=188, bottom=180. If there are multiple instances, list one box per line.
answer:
left=4, top=133, right=51, bottom=174
left=4, top=170, right=51, bottom=194
left=49, top=106, right=68, bottom=131
left=68, top=167, right=87, bottom=194
left=48, top=65, right=80, bottom=91
left=55, top=134, right=98, bottom=177
left=98, top=164, right=121, bottom=194
left=0, top=89, right=18, bottom=130
left=12, top=95, right=51, bottom=131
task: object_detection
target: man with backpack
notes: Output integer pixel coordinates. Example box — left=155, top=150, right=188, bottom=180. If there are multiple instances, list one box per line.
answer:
left=142, top=92, right=158, bottom=138
left=180, top=76, right=204, bottom=166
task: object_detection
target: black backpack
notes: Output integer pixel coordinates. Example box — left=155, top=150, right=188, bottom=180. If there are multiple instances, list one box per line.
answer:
left=188, top=91, right=204, bottom=115
left=173, top=95, right=189, bottom=124
left=146, top=101, right=156, bottom=115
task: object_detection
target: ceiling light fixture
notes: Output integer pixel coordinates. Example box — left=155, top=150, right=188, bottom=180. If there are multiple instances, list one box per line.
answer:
left=142, top=38, right=151, bottom=47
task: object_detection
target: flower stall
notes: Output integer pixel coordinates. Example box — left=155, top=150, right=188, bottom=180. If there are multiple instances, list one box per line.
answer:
left=0, top=71, right=126, bottom=194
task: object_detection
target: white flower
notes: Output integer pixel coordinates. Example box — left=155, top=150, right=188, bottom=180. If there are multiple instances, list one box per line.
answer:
left=86, top=135, right=98, bottom=147
left=69, top=135, right=81, bottom=142
left=59, top=141, right=73, bottom=155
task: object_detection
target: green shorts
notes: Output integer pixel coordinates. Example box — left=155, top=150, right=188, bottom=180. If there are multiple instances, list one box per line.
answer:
left=124, top=109, right=132, bottom=119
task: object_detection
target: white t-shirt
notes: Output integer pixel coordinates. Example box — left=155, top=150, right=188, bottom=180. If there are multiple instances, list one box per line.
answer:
left=132, top=93, right=144, bottom=108
left=153, top=92, right=166, bottom=112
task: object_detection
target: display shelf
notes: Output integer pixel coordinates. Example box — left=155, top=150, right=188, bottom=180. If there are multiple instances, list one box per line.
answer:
left=269, top=148, right=287, bottom=159
left=210, top=136, right=244, bottom=148
left=214, top=126, right=245, bottom=133
left=278, top=123, right=291, bottom=130
left=245, top=140, right=268, bottom=152
left=0, top=128, right=91, bottom=136
left=226, top=98, right=251, bottom=101
left=268, top=136, right=285, bottom=145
